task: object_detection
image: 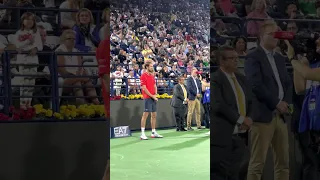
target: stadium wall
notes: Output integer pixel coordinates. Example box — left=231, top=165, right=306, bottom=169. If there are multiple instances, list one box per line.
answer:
left=0, top=121, right=109, bottom=180
left=110, top=99, right=204, bottom=130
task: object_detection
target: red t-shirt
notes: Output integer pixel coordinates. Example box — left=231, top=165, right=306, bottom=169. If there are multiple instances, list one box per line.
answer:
left=140, top=72, right=156, bottom=99
left=96, top=39, right=110, bottom=76
left=96, top=38, right=110, bottom=118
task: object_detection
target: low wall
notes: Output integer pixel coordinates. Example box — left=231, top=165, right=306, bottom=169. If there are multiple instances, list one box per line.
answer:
left=0, top=120, right=109, bottom=180
left=110, top=99, right=204, bottom=130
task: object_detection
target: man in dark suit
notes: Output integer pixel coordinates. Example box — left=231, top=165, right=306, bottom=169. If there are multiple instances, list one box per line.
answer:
left=171, top=75, right=188, bottom=131
left=244, top=20, right=293, bottom=180
left=211, top=45, right=253, bottom=180
left=186, top=67, right=203, bottom=130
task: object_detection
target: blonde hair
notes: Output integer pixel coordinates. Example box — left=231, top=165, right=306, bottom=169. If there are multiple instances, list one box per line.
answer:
left=60, top=29, right=76, bottom=43
left=76, top=8, right=95, bottom=25
left=20, top=12, right=37, bottom=33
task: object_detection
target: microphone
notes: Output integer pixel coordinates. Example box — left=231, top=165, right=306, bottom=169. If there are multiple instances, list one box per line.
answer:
left=273, top=31, right=319, bottom=40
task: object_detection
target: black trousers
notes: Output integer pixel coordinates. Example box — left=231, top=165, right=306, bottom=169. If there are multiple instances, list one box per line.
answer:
left=297, top=131, right=319, bottom=180
left=173, top=105, right=186, bottom=129
left=203, top=103, right=210, bottom=128
left=211, top=135, right=249, bottom=180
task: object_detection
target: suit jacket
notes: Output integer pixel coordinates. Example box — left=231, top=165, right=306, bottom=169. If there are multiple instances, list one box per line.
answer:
left=171, top=84, right=188, bottom=108
left=211, top=69, right=254, bottom=147
left=186, top=76, right=202, bottom=101
left=244, top=46, right=292, bottom=123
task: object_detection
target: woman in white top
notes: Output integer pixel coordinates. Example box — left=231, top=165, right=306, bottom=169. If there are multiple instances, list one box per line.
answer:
left=59, top=0, right=83, bottom=29
left=56, top=29, right=99, bottom=105
left=15, top=12, right=43, bottom=109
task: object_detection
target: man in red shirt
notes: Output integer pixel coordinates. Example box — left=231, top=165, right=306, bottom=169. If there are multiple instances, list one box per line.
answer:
left=139, top=62, right=163, bottom=140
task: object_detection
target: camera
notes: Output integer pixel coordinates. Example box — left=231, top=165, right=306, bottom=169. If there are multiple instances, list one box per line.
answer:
left=280, top=32, right=320, bottom=62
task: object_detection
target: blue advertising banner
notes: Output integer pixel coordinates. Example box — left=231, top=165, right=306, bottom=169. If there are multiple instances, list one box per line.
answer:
left=110, top=126, right=132, bottom=138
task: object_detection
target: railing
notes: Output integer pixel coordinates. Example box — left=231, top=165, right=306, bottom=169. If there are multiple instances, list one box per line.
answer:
left=109, top=66, right=210, bottom=96
left=110, top=77, right=176, bottom=97
left=0, top=6, right=103, bottom=34
left=1, top=51, right=101, bottom=118
left=212, top=16, right=320, bottom=39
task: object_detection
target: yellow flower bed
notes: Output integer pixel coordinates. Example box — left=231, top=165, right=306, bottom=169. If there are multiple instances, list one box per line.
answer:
left=33, top=104, right=105, bottom=120
left=121, top=93, right=173, bottom=100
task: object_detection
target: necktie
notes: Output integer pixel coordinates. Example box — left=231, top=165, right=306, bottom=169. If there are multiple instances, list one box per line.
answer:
left=181, top=84, right=187, bottom=99
left=231, top=77, right=245, bottom=116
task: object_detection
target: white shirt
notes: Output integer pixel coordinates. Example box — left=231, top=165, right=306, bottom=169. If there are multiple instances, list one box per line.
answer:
left=261, top=47, right=284, bottom=102
left=222, top=70, right=246, bottom=134
left=192, top=76, right=199, bottom=94
left=55, top=44, right=79, bottom=75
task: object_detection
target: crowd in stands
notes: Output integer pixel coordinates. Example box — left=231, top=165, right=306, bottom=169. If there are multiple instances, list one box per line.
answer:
left=110, top=0, right=210, bottom=96
left=212, top=0, right=320, bottom=66
left=0, top=0, right=107, bottom=111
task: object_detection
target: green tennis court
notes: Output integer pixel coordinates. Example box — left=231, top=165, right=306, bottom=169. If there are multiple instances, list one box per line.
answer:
left=110, top=129, right=210, bottom=180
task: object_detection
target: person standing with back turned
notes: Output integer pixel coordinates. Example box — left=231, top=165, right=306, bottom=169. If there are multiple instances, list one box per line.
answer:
left=244, top=20, right=293, bottom=180
left=211, top=45, right=253, bottom=180
left=140, top=62, right=163, bottom=140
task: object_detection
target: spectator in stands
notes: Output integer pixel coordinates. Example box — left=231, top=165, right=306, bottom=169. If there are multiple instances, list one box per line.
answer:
left=216, top=0, right=237, bottom=16
left=233, top=36, right=247, bottom=56
left=73, top=8, right=100, bottom=81
left=99, top=8, right=109, bottom=40
left=157, top=73, right=168, bottom=94
left=247, top=0, right=270, bottom=36
left=142, top=44, right=154, bottom=64
left=60, top=0, right=83, bottom=29
left=232, top=36, right=247, bottom=74
left=73, top=8, right=100, bottom=52
left=127, top=70, right=140, bottom=94
left=56, top=29, right=99, bottom=105
left=15, top=12, right=43, bottom=109
left=112, top=65, right=124, bottom=96
left=284, top=2, right=304, bottom=19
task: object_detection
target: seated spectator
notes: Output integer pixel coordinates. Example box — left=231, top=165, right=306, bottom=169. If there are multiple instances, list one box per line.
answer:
left=285, top=2, right=304, bottom=19
left=232, top=36, right=247, bottom=56
left=247, top=0, right=270, bottom=36
left=59, top=0, right=83, bottom=29
left=73, top=8, right=100, bottom=80
left=14, top=12, right=43, bottom=109
left=157, top=73, right=168, bottom=94
left=112, top=65, right=124, bottom=96
left=56, top=29, right=99, bottom=105
left=216, top=0, right=237, bottom=16
left=73, top=8, right=100, bottom=52
left=141, top=44, right=155, bottom=64
left=127, top=70, right=140, bottom=94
